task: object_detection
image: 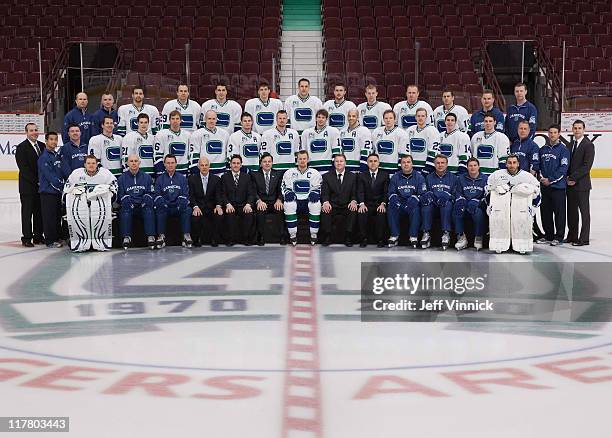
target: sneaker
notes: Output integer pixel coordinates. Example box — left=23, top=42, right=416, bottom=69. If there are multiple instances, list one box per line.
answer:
left=421, top=232, right=431, bottom=249
left=156, top=234, right=166, bottom=249
left=182, top=233, right=193, bottom=248
left=441, top=231, right=450, bottom=250
left=551, top=239, right=562, bottom=246
left=310, top=234, right=318, bottom=246
left=387, top=236, right=399, bottom=247
left=536, top=238, right=549, bottom=244
left=455, top=234, right=468, bottom=251
left=409, top=237, right=418, bottom=248
left=147, top=236, right=156, bottom=250
left=122, top=236, right=131, bottom=250
left=474, top=236, right=483, bottom=251
left=290, top=236, right=298, bottom=246
left=46, top=241, right=63, bottom=248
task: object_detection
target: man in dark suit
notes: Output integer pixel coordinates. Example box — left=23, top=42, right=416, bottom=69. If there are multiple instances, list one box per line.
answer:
left=251, top=152, right=285, bottom=245
left=219, top=154, right=256, bottom=245
left=566, top=119, right=595, bottom=246
left=188, top=156, right=224, bottom=247
left=15, top=123, right=44, bottom=246
left=357, top=152, right=389, bottom=247
left=320, top=153, right=358, bottom=246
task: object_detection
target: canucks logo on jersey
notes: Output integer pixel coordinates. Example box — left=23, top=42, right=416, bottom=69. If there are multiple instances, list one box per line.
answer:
left=129, top=117, right=139, bottom=131
left=329, top=113, right=345, bottom=129
left=438, top=143, right=454, bottom=157
left=362, top=115, right=378, bottom=130
left=276, top=141, right=293, bottom=155
left=409, top=138, right=427, bottom=153
left=341, top=138, right=356, bottom=152
left=206, top=140, right=224, bottom=155
left=436, top=119, right=447, bottom=132
left=475, top=144, right=495, bottom=160
left=243, top=143, right=259, bottom=158
left=376, top=140, right=394, bottom=155
left=401, top=114, right=416, bottom=129
left=256, top=112, right=275, bottom=128
left=216, top=113, right=231, bottom=128
left=169, top=141, right=188, bottom=157
left=105, top=146, right=122, bottom=162
left=293, top=179, right=311, bottom=194
left=295, top=108, right=313, bottom=122
left=309, top=139, right=328, bottom=154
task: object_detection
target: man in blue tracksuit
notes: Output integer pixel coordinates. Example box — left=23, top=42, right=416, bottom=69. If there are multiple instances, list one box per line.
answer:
left=154, top=154, right=192, bottom=249
left=453, top=157, right=488, bottom=251
left=504, top=83, right=538, bottom=143
left=118, top=154, right=156, bottom=250
left=509, top=120, right=540, bottom=173
left=62, top=92, right=94, bottom=144
left=387, top=155, right=426, bottom=248
left=468, top=89, right=505, bottom=137
left=91, top=93, right=118, bottom=137
left=538, top=124, right=570, bottom=245
left=59, top=124, right=88, bottom=179
left=421, top=154, right=457, bottom=249
left=38, top=131, right=65, bottom=248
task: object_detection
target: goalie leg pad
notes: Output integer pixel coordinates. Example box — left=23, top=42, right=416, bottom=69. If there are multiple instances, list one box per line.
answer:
left=489, top=191, right=511, bottom=253
left=89, top=192, right=113, bottom=251
left=66, top=193, right=91, bottom=252
left=511, top=192, right=534, bottom=253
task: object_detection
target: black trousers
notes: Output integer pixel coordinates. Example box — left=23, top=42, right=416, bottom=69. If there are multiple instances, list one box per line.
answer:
left=40, top=193, right=63, bottom=245
left=255, top=202, right=286, bottom=241
left=321, top=206, right=356, bottom=240
left=358, top=203, right=387, bottom=243
left=20, top=193, right=43, bottom=242
left=541, top=186, right=566, bottom=241
left=566, top=188, right=590, bottom=243
left=191, top=209, right=223, bottom=245
left=225, top=208, right=254, bottom=243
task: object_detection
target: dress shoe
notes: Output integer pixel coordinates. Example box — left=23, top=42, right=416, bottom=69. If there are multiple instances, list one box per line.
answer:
left=211, top=240, right=218, bottom=247
left=33, top=237, right=44, bottom=245
left=572, top=241, right=589, bottom=246
left=359, top=240, right=367, bottom=248
left=322, top=238, right=331, bottom=247
left=345, top=238, right=353, bottom=247
left=377, top=241, right=386, bottom=248
left=22, top=241, right=34, bottom=248
left=257, top=239, right=265, bottom=246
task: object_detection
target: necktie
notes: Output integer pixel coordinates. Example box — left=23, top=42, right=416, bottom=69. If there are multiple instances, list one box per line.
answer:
left=572, top=140, right=577, bottom=156
left=371, top=172, right=376, bottom=187
left=234, top=173, right=239, bottom=187
left=202, top=176, right=207, bottom=195
left=265, top=172, right=270, bottom=194
left=337, top=173, right=342, bottom=185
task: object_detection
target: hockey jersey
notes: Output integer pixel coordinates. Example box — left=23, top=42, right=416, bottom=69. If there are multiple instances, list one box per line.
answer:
left=425, top=171, right=457, bottom=201
left=357, top=101, right=392, bottom=130
left=393, top=100, right=434, bottom=130
left=388, top=170, right=427, bottom=202
left=470, top=130, right=510, bottom=175
left=323, top=99, right=357, bottom=131
left=427, top=129, right=470, bottom=174
left=88, top=133, right=123, bottom=175
left=117, top=104, right=160, bottom=136
left=65, top=166, right=118, bottom=196
left=59, top=141, right=88, bottom=179
left=509, top=138, right=540, bottom=172
left=339, top=124, right=372, bottom=172
left=117, top=169, right=155, bottom=205
left=189, top=127, right=230, bottom=175
left=154, top=171, right=189, bottom=206
left=371, top=126, right=410, bottom=172
left=281, top=167, right=322, bottom=200
left=244, top=98, right=284, bottom=134
left=432, top=104, right=470, bottom=133
left=504, top=101, right=538, bottom=142
left=486, top=169, right=541, bottom=206
left=62, top=107, right=95, bottom=145
left=200, top=99, right=242, bottom=134
left=538, top=142, right=570, bottom=189
left=284, top=94, right=323, bottom=132
left=300, top=126, right=341, bottom=174
left=228, top=129, right=263, bottom=172
left=91, top=107, right=118, bottom=137
left=38, top=148, right=64, bottom=195
left=455, top=173, right=488, bottom=201
left=468, top=107, right=505, bottom=137
left=122, top=131, right=156, bottom=176
left=406, top=124, right=440, bottom=173
left=154, top=129, right=191, bottom=176
left=261, top=127, right=301, bottom=171
left=161, top=99, right=201, bottom=133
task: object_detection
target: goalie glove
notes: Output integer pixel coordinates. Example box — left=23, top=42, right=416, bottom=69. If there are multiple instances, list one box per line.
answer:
left=495, top=184, right=510, bottom=195
left=86, top=184, right=111, bottom=200
left=511, top=182, right=537, bottom=197
left=64, top=183, right=87, bottom=196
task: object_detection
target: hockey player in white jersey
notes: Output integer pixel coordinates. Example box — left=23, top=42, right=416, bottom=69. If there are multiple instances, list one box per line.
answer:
left=371, top=110, right=410, bottom=172
left=189, top=110, right=230, bottom=175
left=426, top=113, right=470, bottom=174
left=260, top=110, right=300, bottom=172
left=393, top=84, right=434, bottom=130
left=161, top=84, right=201, bottom=133
left=154, top=110, right=191, bottom=176
left=122, top=113, right=156, bottom=177
left=433, top=90, right=470, bottom=133
left=339, top=108, right=372, bottom=172
left=323, top=82, right=357, bottom=131
left=406, top=108, right=440, bottom=174
left=284, top=78, right=323, bottom=133
left=200, top=82, right=242, bottom=134
left=356, top=84, right=392, bottom=130
left=88, top=115, right=123, bottom=176
left=244, top=81, right=284, bottom=134
left=117, top=87, right=160, bottom=136
left=281, top=150, right=322, bottom=246
left=300, top=109, right=341, bottom=174
left=486, top=154, right=541, bottom=254
left=228, top=112, right=263, bottom=172
left=470, top=112, right=510, bottom=175
left=63, top=155, right=118, bottom=252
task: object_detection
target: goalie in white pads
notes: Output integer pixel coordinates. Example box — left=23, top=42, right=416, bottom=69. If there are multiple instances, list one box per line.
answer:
left=63, top=155, right=118, bottom=252
left=486, top=154, right=541, bottom=254
left=281, top=150, right=322, bottom=246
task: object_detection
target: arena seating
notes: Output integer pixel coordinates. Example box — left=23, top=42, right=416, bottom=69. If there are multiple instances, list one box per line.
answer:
left=322, top=0, right=612, bottom=110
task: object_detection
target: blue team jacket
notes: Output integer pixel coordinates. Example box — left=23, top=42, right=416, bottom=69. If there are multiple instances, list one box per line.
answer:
left=469, top=107, right=505, bottom=137
left=62, top=107, right=95, bottom=145
left=154, top=171, right=189, bottom=205
left=538, top=142, right=570, bottom=189
left=59, top=141, right=88, bottom=179
left=455, top=172, right=488, bottom=201
left=91, top=107, right=119, bottom=137
left=38, top=148, right=64, bottom=195
left=117, top=169, right=154, bottom=205
left=425, top=171, right=457, bottom=199
left=509, top=138, right=540, bottom=172
left=388, top=170, right=426, bottom=202
left=504, top=101, right=538, bottom=142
